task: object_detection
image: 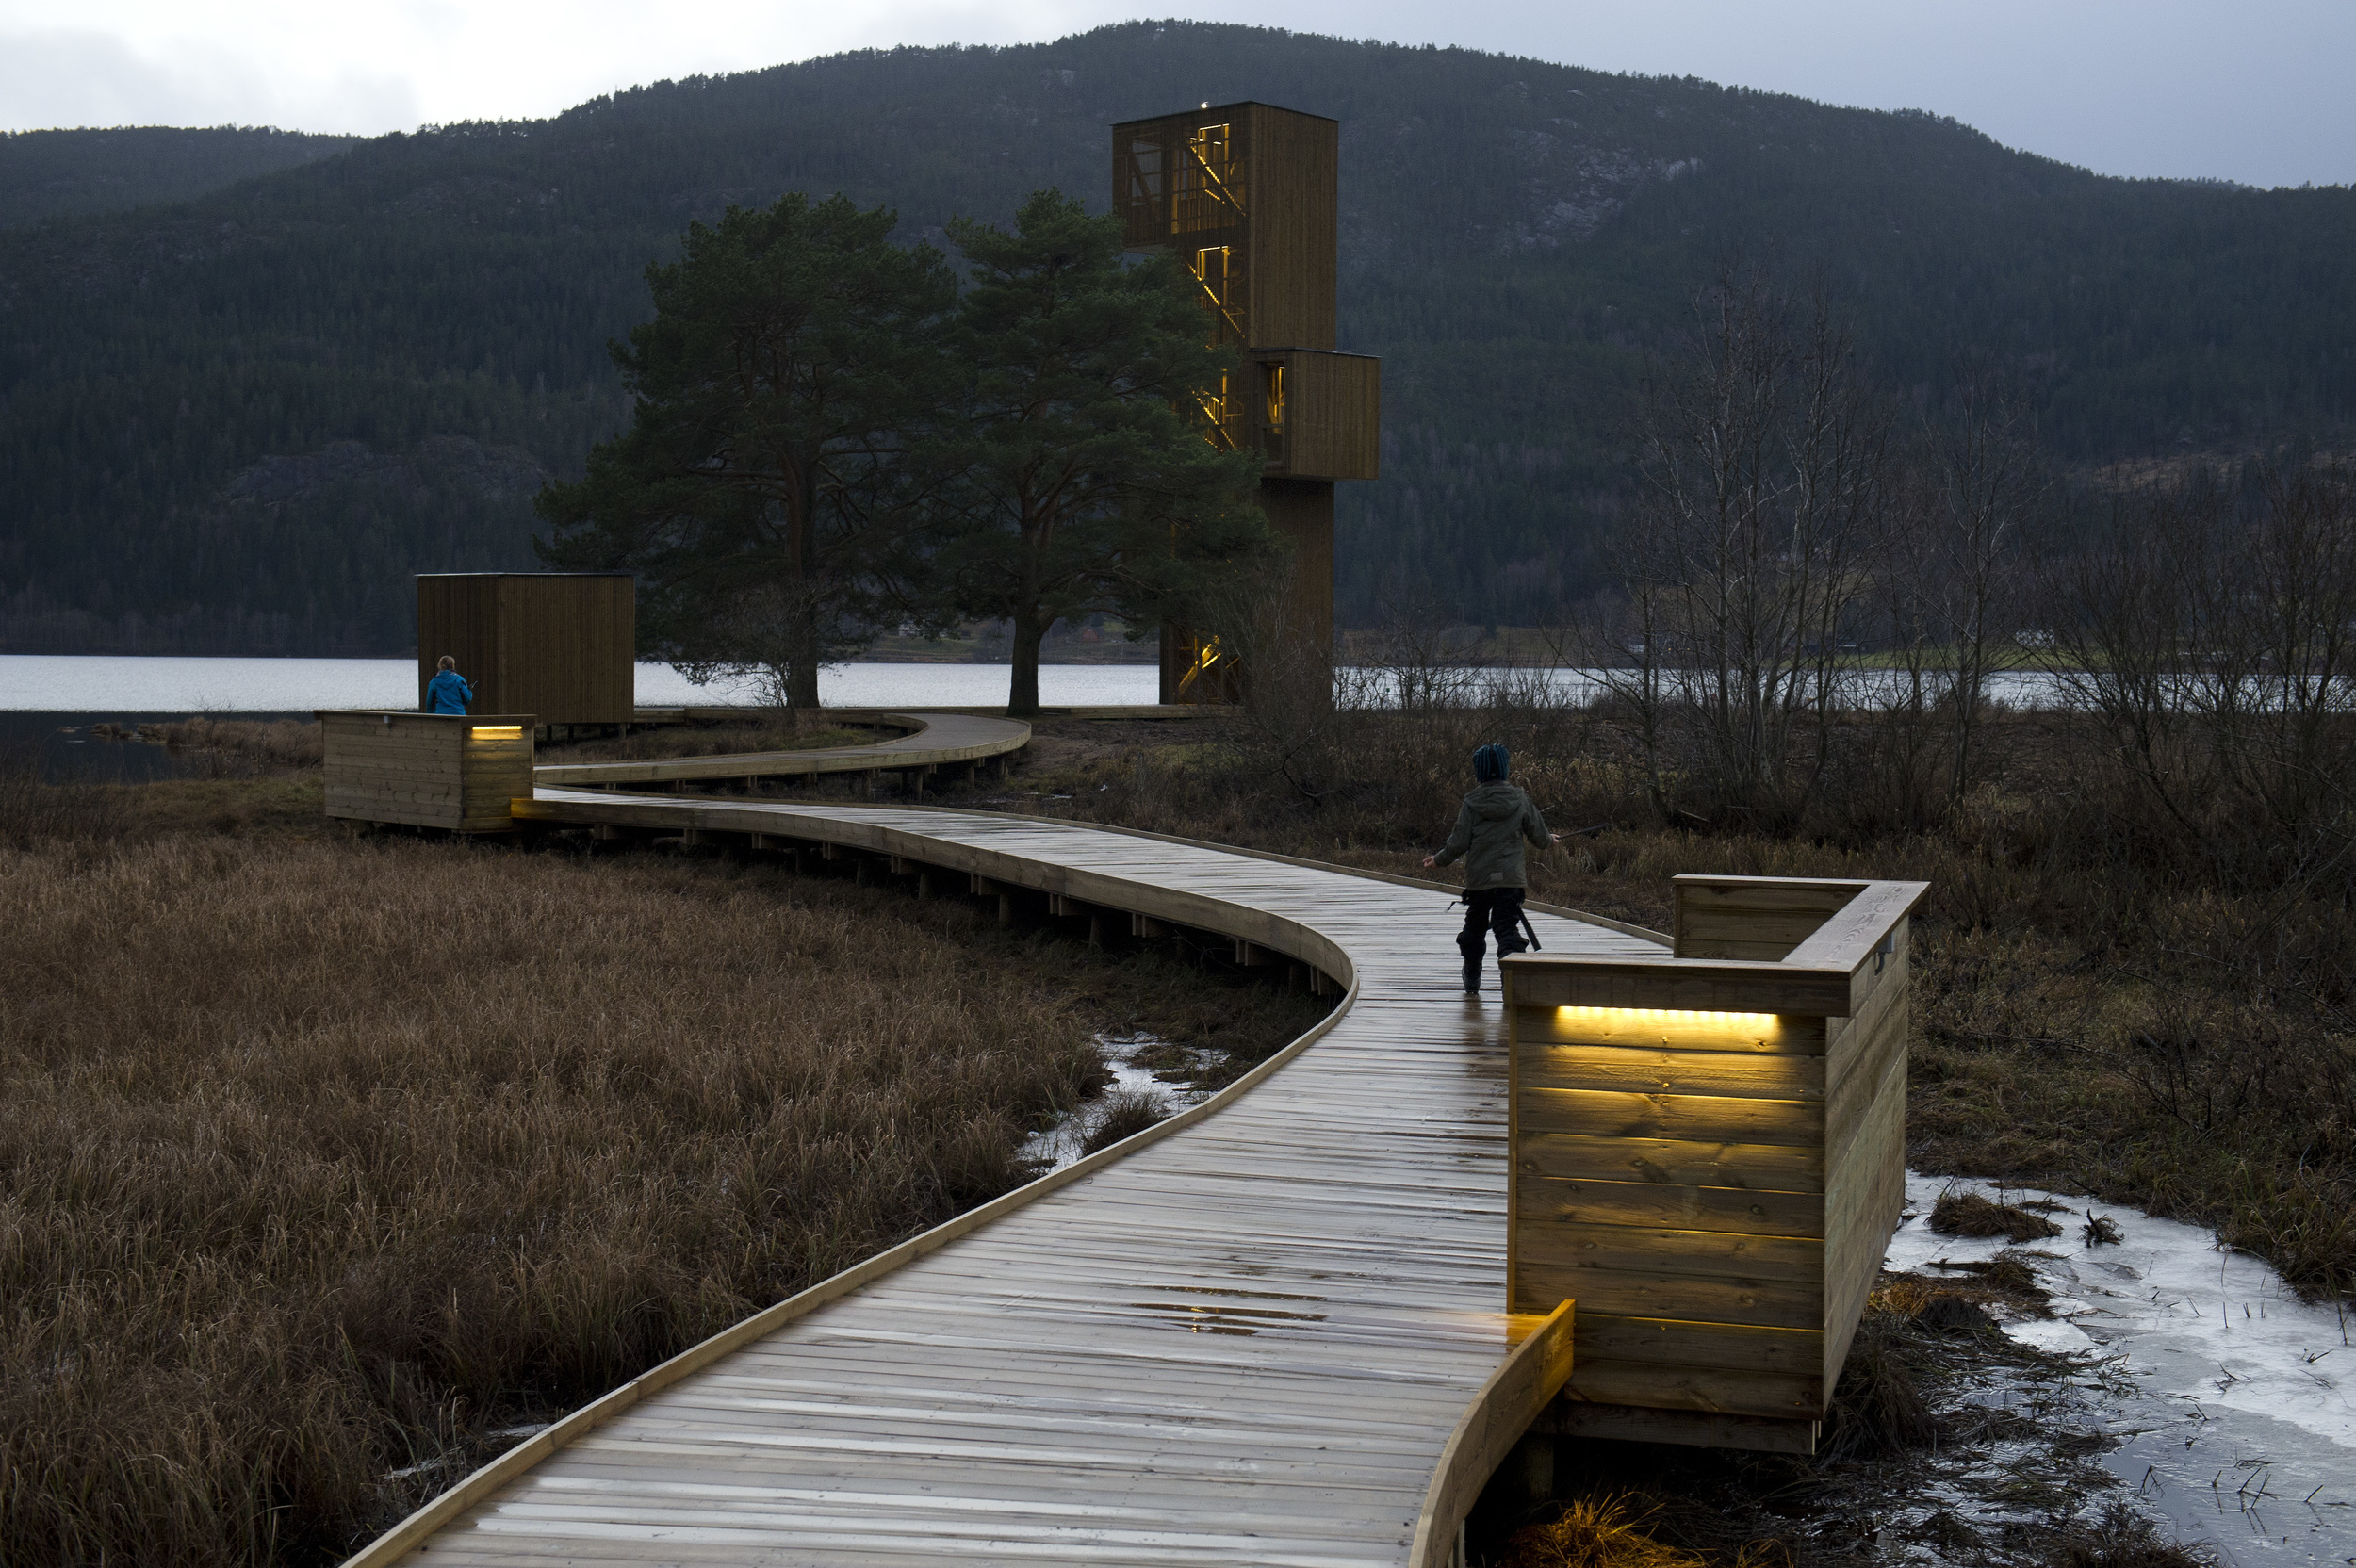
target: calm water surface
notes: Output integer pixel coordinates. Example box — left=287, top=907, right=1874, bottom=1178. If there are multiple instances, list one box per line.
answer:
left=0, top=654, right=2085, bottom=714
left=0, top=656, right=1157, bottom=712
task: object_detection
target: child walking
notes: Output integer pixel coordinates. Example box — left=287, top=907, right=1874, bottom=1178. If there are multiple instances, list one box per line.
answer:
left=1422, top=743, right=1559, bottom=995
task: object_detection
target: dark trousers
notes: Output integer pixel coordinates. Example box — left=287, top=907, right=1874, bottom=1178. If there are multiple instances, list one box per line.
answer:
left=1458, top=887, right=1528, bottom=988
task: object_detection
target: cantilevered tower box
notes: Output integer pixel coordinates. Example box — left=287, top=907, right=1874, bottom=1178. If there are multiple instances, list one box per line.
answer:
left=1113, top=102, right=1381, bottom=703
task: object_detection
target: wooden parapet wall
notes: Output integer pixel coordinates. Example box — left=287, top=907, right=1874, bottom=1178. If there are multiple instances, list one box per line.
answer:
left=1502, top=874, right=1927, bottom=1453
left=318, top=711, right=535, bottom=833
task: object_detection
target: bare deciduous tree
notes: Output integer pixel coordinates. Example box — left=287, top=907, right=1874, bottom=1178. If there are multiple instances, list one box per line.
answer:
left=2051, top=457, right=2356, bottom=894
left=1588, top=273, right=1892, bottom=825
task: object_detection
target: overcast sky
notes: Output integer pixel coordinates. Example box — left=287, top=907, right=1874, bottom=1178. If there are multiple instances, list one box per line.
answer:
left=1, top=0, right=2348, bottom=188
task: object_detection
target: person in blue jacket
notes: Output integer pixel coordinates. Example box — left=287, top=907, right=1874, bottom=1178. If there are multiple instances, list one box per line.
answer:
left=425, top=655, right=473, bottom=714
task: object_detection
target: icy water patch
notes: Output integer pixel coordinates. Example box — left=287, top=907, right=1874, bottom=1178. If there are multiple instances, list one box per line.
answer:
left=1889, top=1172, right=2355, bottom=1564
left=1020, top=1032, right=1212, bottom=1175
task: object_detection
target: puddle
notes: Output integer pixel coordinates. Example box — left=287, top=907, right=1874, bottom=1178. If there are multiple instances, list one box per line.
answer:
left=1019, top=1031, right=1212, bottom=1176
left=1889, top=1171, right=2356, bottom=1565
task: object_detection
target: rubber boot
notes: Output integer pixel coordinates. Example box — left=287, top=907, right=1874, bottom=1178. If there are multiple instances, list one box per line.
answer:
left=1456, top=930, right=1484, bottom=995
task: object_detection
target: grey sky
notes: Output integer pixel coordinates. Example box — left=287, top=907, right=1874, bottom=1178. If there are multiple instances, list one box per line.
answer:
left=1, top=1, right=2348, bottom=188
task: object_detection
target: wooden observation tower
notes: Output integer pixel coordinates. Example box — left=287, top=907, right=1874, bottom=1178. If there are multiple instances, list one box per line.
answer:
left=1113, top=102, right=1381, bottom=704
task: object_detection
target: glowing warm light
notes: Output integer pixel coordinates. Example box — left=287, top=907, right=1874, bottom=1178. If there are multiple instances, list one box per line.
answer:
left=469, top=726, right=524, bottom=736
left=1554, top=1005, right=1778, bottom=1028
left=1192, top=368, right=1239, bottom=450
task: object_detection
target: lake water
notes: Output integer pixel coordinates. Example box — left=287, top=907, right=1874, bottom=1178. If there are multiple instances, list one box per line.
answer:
left=0, top=655, right=1156, bottom=712
left=0, top=653, right=2085, bottom=714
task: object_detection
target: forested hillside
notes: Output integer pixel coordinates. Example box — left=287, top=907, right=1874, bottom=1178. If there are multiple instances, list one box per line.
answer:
left=3, top=22, right=2350, bottom=654
left=0, top=126, right=358, bottom=228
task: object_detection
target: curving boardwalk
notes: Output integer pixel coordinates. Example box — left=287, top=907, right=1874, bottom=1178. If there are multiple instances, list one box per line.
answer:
left=532, top=711, right=1030, bottom=792
left=350, top=783, right=1665, bottom=1567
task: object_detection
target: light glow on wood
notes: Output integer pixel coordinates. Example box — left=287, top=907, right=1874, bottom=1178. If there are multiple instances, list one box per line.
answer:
left=468, top=726, right=523, bottom=736
left=1554, top=1005, right=1778, bottom=1029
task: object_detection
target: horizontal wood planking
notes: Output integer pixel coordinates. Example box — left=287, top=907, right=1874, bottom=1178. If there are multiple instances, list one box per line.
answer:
left=1519, top=1086, right=1822, bottom=1147
left=1508, top=874, right=1923, bottom=1447
left=1505, top=957, right=1855, bottom=1018
left=1672, top=877, right=1862, bottom=962
left=1824, top=958, right=1909, bottom=1161
left=1516, top=1041, right=1825, bottom=1101
left=1565, top=1360, right=1823, bottom=1417
left=1574, top=1314, right=1822, bottom=1374
left=1539, top=1401, right=1818, bottom=1454
left=1514, top=1229, right=1823, bottom=1296
left=1516, top=1261, right=1824, bottom=1331
left=1675, top=910, right=1846, bottom=962
left=1513, top=1175, right=1824, bottom=1237
left=1515, top=1133, right=1825, bottom=1191
left=319, top=711, right=534, bottom=832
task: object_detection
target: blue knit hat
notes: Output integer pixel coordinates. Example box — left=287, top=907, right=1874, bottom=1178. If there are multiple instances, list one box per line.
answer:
left=1473, top=743, right=1509, bottom=784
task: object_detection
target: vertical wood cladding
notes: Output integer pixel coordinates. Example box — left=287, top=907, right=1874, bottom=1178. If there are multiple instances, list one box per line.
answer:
left=1259, top=481, right=1335, bottom=644
left=416, top=573, right=634, bottom=725
left=1116, top=101, right=1371, bottom=701
left=1504, top=876, right=1923, bottom=1452
left=1256, top=350, right=1381, bottom=482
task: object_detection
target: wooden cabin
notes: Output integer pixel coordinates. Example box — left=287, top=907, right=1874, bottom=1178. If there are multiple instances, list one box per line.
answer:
left=318, top=710, right=536, bottom=833
left=1501, top=874, right=1928, bottom=1453
left=417, top=573, right=634, bottom=728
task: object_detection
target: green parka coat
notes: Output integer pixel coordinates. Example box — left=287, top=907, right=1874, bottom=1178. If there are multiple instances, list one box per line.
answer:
left=1434, top=782, right=1551, bottom=891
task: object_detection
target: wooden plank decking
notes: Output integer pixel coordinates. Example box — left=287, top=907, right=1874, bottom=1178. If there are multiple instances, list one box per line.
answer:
left=348, top=783, right=1666, bottom=1567
left=533, top=711, right=1032, bottom=790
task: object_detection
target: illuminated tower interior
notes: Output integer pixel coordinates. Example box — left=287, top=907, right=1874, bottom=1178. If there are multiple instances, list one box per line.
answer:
left=1113, top=102, right=1381, bottom=704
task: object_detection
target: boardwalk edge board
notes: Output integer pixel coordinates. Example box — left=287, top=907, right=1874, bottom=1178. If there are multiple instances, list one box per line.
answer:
left=1407, top=1299, right=1578, bottom=1568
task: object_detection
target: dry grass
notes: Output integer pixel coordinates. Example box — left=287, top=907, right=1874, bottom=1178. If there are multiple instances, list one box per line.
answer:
left=1927, top=1190, right=2065, bottom=1242
left=1498, top=1494, right=1713, bottom=1568
left=1079, top=1087, right=1170, bottom=1154
left=130, top=717, right=327, bottom=769
left=0, top=825, right=1313, bottom=1567
left=0, top=750, right=123, bottom=847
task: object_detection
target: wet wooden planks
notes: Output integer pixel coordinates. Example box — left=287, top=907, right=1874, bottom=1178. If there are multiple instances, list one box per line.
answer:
left=351, top=796, right=1664, bottom=1567
left=532, top=711, right=1030, bottom=789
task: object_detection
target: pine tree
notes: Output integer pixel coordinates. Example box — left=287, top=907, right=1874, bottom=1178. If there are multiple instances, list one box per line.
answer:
left=534, top=193, right=956, bottom=707
left=925, top=190, right=1273, bottom=716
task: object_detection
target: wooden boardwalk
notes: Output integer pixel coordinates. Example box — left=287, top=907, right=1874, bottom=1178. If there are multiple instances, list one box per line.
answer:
left=349, top=786, right=1666, bottom=1568
left=533, top=711, right=1032, bottom=791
